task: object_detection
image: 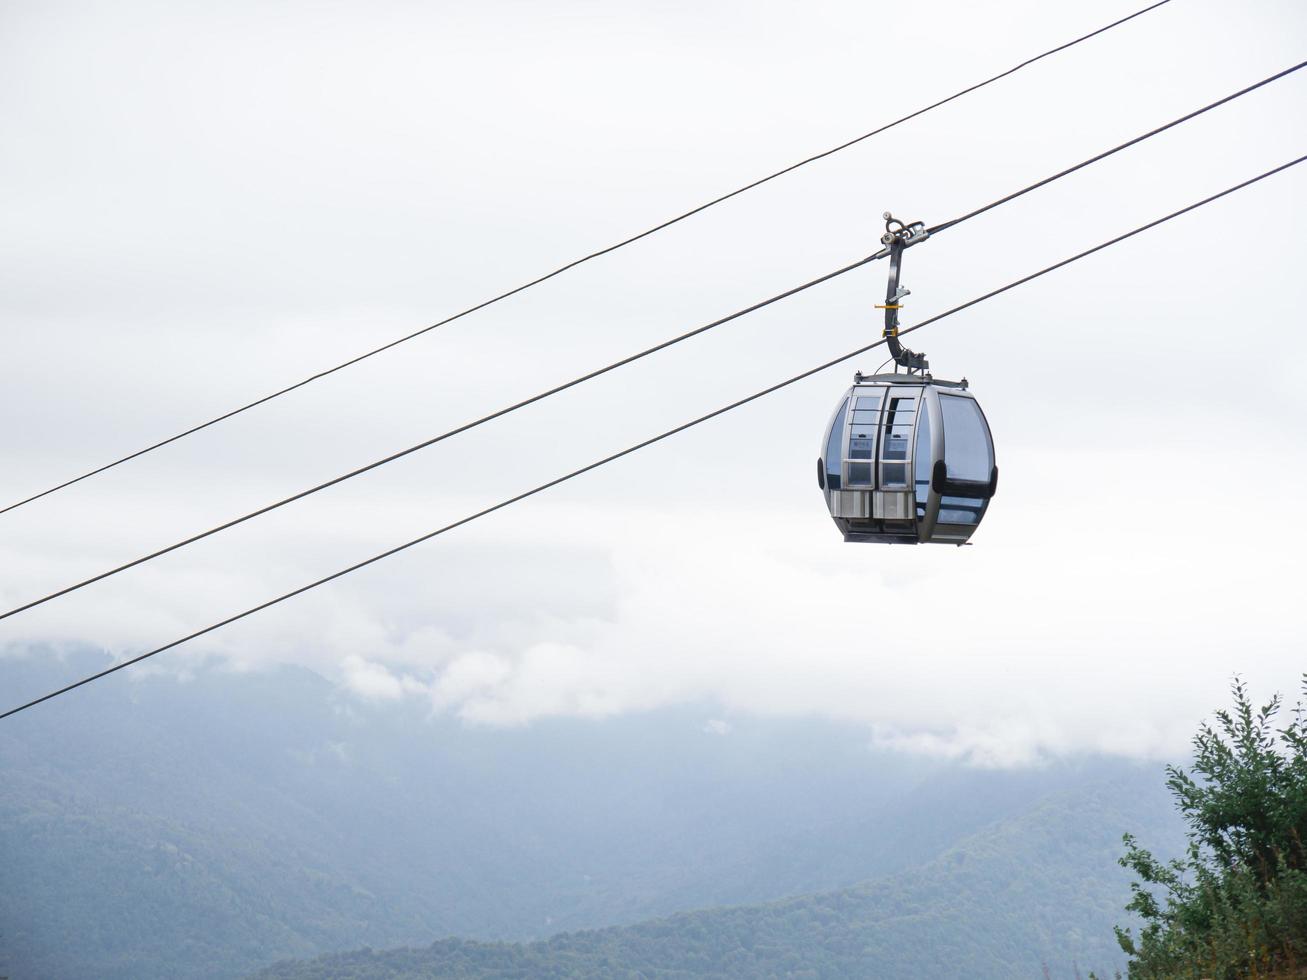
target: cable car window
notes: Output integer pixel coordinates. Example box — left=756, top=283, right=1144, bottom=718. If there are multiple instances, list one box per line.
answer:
left=885, top=396, right=915, bottom=422
left=847, top=414, right=875, bottom=484
left=847, top=399, right=876, bottom=485
left=940, top=395, right=992, bottom=482
left=914, top=400, right=932, bottom=518
left=878, top=395, right=914, bottom=488
left=847, top=389, right=877, bottom=488
left=848, top=463, right=873, bottom=485
left=939, top=496, right=983, bottom=525
left=882, top=424, right=913, bottom=459
left=824, top=398, right=848, bottom=490
left=851, top=394, right=882, bottom=433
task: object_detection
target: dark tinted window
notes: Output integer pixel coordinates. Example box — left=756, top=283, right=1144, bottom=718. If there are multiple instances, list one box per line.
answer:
left=940, top=395, right=993, bottom=482
left=939, top=495, right=983, bottom=525
left=848, top=463, right=873, bottom=485
left=882, top=424, right=913, bottom=459
left=881, top=463, right=907, bottom=487
left=824, top=398, right=848, bottom=490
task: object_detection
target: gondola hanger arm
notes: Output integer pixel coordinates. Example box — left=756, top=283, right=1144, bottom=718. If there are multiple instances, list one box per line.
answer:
left=874, top=212, right=931, bottom=374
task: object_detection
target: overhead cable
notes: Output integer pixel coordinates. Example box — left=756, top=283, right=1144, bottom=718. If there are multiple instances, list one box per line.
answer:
left=0, top=0, right=1174, bottom=517
left=1, top=62, right=1302, bottom=624
left=927, top=59, right=1307, bottom=234
left=3, top=151, right=1301, bottom=722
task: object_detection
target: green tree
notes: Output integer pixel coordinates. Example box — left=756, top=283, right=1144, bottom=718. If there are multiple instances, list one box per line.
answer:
left=1115, top=677, right=1307, bottom=979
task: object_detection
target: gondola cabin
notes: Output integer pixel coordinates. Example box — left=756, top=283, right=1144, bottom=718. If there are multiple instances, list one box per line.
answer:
left=818, top=374, right=996, bottom=544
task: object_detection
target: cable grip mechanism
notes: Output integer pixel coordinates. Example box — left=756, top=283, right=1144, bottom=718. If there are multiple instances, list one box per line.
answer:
left=878, top=212, right=930, bottom=374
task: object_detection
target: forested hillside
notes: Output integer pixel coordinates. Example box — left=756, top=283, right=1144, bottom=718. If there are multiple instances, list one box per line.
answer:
left=0, top=649, right=1182, bottom=979
left=255, top=788, right=1176, bottom=979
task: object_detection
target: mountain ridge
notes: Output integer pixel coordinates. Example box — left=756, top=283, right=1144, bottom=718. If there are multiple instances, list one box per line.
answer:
left=251, top=783, right=1180, bottom=979
left=0, top=650, right=1182, bottom=979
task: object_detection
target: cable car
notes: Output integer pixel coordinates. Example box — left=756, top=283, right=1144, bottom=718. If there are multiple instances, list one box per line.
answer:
left=818, top=214, right=997, bottom=544
left=818, top=373, right=996, bottom=544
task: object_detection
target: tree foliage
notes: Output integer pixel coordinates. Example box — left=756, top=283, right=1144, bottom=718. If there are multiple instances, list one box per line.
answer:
left=1115, top=677, right=1307, bottom=979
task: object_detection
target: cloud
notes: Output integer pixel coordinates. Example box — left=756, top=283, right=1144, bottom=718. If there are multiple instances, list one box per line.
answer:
left=3, top=429, right=1304, bottom=768
left=341, top=655, right=424, bottom=702
left=429, top=651, right=509, bottom=713
left=1, top=0, right=1304, bottom=768
left=438, top=643, right=632, bottom=727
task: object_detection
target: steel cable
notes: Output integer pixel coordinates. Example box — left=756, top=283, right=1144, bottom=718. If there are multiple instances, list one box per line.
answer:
left=1, top=60, right=1301, bottom=623
left=0, top=1, right=1174, bottom=516
left=4, top=151, right=1300, bottom=721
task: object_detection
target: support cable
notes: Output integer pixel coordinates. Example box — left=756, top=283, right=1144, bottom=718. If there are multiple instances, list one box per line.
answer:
left=0, top=1, right=1174, bottom=517
left=927, top=60, right=1306, bottom=234
left=0, top=64, right=1301, bottom=624
left=3, top=152, right=1300, bottom=722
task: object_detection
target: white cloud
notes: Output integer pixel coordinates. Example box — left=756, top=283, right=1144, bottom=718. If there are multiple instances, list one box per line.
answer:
left=341, top=655, right=424, bottom=702
left=429, top=651, right=510, bottom=714
left=1, top=0, right=1304, bottom=767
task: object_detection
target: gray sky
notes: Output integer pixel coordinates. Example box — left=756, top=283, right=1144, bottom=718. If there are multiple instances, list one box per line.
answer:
left=2, top=0, right=1304, bottom=765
